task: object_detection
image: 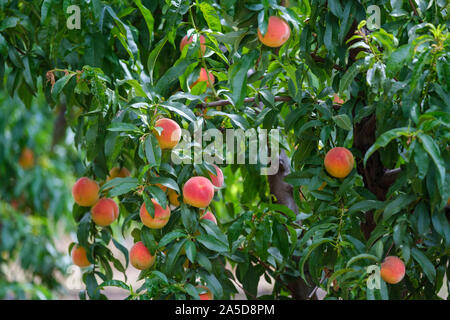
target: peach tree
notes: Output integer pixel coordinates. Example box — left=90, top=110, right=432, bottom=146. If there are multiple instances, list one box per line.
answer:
left=0, top=0, right=449, bottom=300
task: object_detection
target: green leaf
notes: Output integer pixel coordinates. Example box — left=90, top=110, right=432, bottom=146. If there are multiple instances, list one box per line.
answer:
left=196, top=234, right=229, bottom=253
left=96, top=280, right=130, bottom=292
left=101, top=177, right=139, bottom=197
left=339, top=60, right=363, bottom=94
left=149, top=176, right=180, bottom=193
left=364, top=127, right=414, bottom=166
left=198, top=2, right=221, bottom=32
left=348, top=200, right=385, bottom=214
left=145, top=134, right=161, bottom=169
left=411, top=247, right=436, bottom=284
left=346, top=254, right=379, bottom=268
left=51, top=74, right=75, bottom=101
left=107, top=122, right=141, bottom=133
left=133, top=0, right=154, bottom=47
left=184, top=240, right=197, bottom=263
left=155, top=58, right=196, bottom=96
left=147, top=37, right=167, bottom=84
left=161, top=101, right=196, bottom=123
left=158, top=230, right=187, bottom=248
left=383, top=194, right=416, bottom=221
left=332, top=114, right=353, bottom=131
left=227, top=51, right=258, bottom=107
left=417, top=133, right=446, bottom=189
left=141, top=227, right=158, bottom=255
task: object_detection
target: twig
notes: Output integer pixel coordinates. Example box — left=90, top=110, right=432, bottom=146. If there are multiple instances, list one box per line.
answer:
left=408, top=0, right=420, bottom=18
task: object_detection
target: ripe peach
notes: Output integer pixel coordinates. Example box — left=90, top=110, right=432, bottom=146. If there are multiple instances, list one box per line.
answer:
left=197, top=285, right=213, bottom=300
left=200, top=211, right=217, bottom=224
left=183, top=176, right=215, bottom=208
left=107, top=167, right=131, bottom=180
left=91, top=198, right=119, bottom=227
left=153, top=118, right=182, bottom=150
left=380, top=256, right=406, bottom=284
left=139, top=199, right=171, bottom=229
left=18, top=148, right=34, bottom=169
left=190, top=68, right=215, bottom=89
left=333, top=93, right=344, bottom=105
left=71, top=244, right=91, bottom=268
left=324, top=147, right=354, bottom=179
left=168, top=189, right=180, bottom=207
left=208, top=164, right=224, bottom=188
left=130, top=241, right=156, bottom=270
left=257, top=16, right=291, bottom=47
left=180, top=34, right=206, bottom=55
left=72, top=177, right=100, bottom=207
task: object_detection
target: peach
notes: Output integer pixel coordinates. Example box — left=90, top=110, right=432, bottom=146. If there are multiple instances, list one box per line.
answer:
left=180, top=34, right=206, bottom=55
left=168, top=189, right=180, bottom=207
left=107, top=167, right=131, bottom=180
left=200, top=211, right=217, bottom=224
left=71, top=244, right=91, bottom=268
left=140, top=199, right=171, bottom=229
left=324, top=147, right=354, bottom=178
left=197, top=285, right=213, bottom=300
left=130, top=241, right=156, bottom=270
left=380, top=256, right=405, bottom=284
left=333, top=93, right=344, bottom=104
left=208, top=164, right=224, bottom=188
left=91, top=198, right=119, bottom=226
left=153, top=118, right=182, bottom=150
left=183, top=176, right=215, bottom=208
left=190, top=68, right=215, bottom=89
left=72, top=177, right=100, bottom=207
left=18, top=147, right=34, bottom=169
left=257, top=16, right=291, bottom=47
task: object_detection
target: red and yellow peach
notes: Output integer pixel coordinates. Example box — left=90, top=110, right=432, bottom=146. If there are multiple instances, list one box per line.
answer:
left=91, top=198, right=119, bottom=227
left=18, top=148, right=35, bottom=169
left=139, top=199, right=171, bottom=229
left=71, top=244, right=91, bottom=268
left=257, top=16, right=291, bottom=48
left=324, top=147, right=354, bottom=179
left=180, top=34, right=206, bottom=55
left=130, top=241, right=156, bottom=270
left=183, top=176, right=215, bottom=208
left=208, top=164, right=224, bottom=188
left=153, top=118, right=182, bottom=150
left=72, top=177, right=100, bottom=207
left=380, top=256, right=405, bottom=284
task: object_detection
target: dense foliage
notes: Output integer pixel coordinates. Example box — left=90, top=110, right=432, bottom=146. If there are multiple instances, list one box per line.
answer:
left=0, top=0, right=448, bottom=300
left=0, top=88, right=76, bottom=299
